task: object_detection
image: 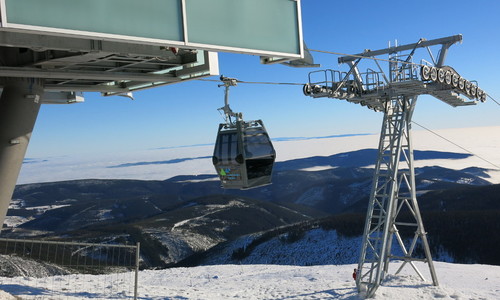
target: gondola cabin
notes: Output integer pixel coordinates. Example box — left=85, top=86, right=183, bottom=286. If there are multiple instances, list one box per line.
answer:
left=212, top=120, right=276, bottom=189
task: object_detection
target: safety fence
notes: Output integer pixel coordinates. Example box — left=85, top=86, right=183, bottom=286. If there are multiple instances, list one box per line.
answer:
left=0, top=238, right=140, bottom=299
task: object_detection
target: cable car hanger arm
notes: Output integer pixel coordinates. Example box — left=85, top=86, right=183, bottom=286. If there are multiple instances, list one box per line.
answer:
left=218, top=75, right=242, bottom=124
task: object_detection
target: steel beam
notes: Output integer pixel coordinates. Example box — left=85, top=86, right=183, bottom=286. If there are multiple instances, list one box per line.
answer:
left=0, top=66, right=177, bottom=82
left=338, top=35, right=462, bottom=64
left=0, top=31, right=181, bottom=61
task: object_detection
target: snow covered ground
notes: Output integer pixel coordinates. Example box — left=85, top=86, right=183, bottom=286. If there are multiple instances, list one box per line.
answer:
left=0, top=261, right=499, bottom=299
left=18, top=126, right=500, bottom=184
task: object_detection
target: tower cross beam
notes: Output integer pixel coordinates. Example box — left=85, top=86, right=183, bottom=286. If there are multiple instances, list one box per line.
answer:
left=338, top=34, right=462, bottom=64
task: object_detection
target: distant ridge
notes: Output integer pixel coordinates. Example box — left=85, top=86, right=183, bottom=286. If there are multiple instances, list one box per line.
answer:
left=146, top=133, right=374, bottom=151
left=151, top=143, right=214, bottom=150
left=108, top=156, right=212, bottom=168
left=103, top=149, right=472, bottom=170
left=272, top=133, right=373, bottom=142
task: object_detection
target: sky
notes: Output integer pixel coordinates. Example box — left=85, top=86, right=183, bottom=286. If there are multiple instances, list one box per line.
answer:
left=26, top=0, right=500, bottom=158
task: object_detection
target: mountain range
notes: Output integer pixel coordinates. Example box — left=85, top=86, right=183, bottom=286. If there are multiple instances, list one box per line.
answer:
left=5, top=147, right=499, bottom=270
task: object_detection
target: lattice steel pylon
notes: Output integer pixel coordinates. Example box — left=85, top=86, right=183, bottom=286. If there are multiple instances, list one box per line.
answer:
left=303, top=35, right=486, bottom=298
left=357, top=94, right=438, bottom=298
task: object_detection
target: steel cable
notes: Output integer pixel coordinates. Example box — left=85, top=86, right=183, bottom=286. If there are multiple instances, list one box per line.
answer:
left=412, top=121, right=500, bottom=170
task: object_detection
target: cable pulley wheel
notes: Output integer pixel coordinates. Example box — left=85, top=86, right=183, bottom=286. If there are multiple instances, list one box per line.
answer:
left=430, top=67, right=438, bottom=81
left=465, top=81, right=471, bottom=94
left=437, top=68, right=446, bottom=83
left=480, top=92, right=487, bottom=102
left=313, top=85, right=322, bottom=94
left=452, top=73, right=459, bottom=88
left=470, top=85, right=477, bottom=98
left=477, top=89, right=485, bottom=102
left=421, top=65, right=431, bottom=80
left=303, top=84, right=312, bottom=96
left=458, top=77, right=465, bottom=90
left=445, top=71, right=452, bottom=85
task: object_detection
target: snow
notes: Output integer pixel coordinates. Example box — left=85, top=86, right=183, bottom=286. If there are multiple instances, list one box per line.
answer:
left=18, top=126, right=500, bottom=184
left=1, top=262, right=499, bottom=299
left=295, top=187, right=325, bottom=206
left=205, top=229, right=363, bottom=266
left=2, top=216, right=30, bottom=228
left=6, top=199, right=24, bottom=209
left=25, top=204, right=71, bottom=212
left=4, top=202, right=72, bottom=228
left=172, top=201, right=248, bottom=231
left=147, top=228, right=221, bottom=264
left=137, top=201, right=254, bottom=265
left=0, top=291, right=14, bottom=300
left=3, top=229, right=488, bottom=299
left=95, top=209, right=113, bottom=221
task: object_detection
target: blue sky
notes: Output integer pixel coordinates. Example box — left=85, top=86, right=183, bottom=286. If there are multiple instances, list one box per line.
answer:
left=27, top=0, right=500, bottom=158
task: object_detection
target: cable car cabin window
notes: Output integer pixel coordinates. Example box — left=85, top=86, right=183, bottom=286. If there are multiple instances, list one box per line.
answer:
left=213, top=128, right=243, bottom=184
left=243, top=127, right=274, bottom=159
left=243, top=127, right=276, bottom=180
left=214, top=130, right=240, bottom=165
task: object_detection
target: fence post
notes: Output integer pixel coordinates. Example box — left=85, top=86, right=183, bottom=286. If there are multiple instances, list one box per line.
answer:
left=134, top=242, right=140, bottom=300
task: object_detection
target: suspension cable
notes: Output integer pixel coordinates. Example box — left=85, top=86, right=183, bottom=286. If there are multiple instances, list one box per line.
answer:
left=412, top=121, right=500, bottom=170
left=487, top=94, right=500, bottom=106
left=197, top=78, right=303, bottom=86
left=200, top=75, right=500, bottom=107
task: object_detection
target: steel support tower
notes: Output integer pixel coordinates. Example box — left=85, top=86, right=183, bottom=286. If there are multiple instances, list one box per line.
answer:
left=357, top=94, right=438, bottom=298
left=303, top=35, right=486, bottom=298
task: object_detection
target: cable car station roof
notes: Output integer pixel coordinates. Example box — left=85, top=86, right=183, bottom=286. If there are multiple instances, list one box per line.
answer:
left=0, top=31, right=217, bottom=97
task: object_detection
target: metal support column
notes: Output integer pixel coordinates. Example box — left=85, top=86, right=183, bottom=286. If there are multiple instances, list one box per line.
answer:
left=0, top=78, right=43, bottom=229
left=356, top=95, right=438, bottom=298
left=347, top=61, right=365, bottom=93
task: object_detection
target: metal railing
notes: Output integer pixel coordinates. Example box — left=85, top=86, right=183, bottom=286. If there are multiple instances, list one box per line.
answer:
left=0, top=238, right=140, bottom=299
left=307, top=68, right=387, bottom=95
